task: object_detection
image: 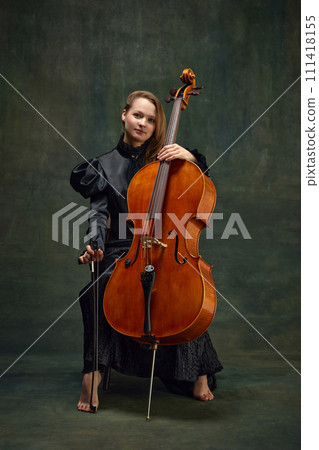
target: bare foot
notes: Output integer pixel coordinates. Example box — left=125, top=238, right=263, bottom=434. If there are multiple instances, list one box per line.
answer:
left=77, top=371, right=102, bottom=413
left=193, top=375, right=214, bottom=401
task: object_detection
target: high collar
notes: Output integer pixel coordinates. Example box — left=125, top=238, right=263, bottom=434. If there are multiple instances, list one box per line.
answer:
left=116, top=134, right=150, bottom=160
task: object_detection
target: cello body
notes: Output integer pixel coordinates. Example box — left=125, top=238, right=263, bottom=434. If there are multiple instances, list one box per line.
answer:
left=103, top=158, right=217, bottom=345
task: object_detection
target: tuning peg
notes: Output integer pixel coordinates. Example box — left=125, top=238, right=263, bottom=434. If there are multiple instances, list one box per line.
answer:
left=169, top=88, right=177, bottom=96
left=189, top=86, right=205, bottom=96
left=165, top=96, right=174, bottom=103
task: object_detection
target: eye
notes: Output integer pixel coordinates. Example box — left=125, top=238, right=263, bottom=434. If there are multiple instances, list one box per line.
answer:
left=133, top=113, right=141, bottom=118
left=148, top=118, right=155, bottom=123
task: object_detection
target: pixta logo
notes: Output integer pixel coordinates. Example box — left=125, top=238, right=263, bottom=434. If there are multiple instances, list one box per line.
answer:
left=117, top=212, right=251, bottom=240
left=52, top=203, right=97, bottom=249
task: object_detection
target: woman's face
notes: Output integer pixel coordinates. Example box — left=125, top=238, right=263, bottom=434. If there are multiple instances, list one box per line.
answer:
left=122, top=97, right=156, bottom=147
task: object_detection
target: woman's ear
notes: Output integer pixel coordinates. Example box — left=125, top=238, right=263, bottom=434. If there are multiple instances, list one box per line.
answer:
left=121, top=109, right=127, bottom=122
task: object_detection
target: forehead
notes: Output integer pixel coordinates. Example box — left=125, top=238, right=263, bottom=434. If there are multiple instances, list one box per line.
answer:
left=130, top=97, right=156, bottom=116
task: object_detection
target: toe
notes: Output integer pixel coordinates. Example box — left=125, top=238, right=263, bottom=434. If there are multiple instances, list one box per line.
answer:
left=77, top=401, right=98, bottom=413
left=194, top=390, right=214, bottom=402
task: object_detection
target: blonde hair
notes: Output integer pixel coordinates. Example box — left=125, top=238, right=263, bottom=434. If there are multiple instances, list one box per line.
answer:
left=122, top=91, right=166, bottom=163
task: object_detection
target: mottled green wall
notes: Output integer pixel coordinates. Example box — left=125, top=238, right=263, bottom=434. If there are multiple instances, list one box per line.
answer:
left=0, top=0, right=300, bottom=366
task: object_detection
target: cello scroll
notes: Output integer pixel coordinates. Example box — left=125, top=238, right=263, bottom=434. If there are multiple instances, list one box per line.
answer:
left=165, top=68, right=204, bottom=110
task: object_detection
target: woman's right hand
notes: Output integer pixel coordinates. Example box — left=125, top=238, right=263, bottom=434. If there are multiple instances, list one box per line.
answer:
left=78, top=245, right=104, bottom=264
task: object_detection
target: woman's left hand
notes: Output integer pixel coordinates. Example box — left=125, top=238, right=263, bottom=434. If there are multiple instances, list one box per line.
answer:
left=157, top=144, right=196, bottom=162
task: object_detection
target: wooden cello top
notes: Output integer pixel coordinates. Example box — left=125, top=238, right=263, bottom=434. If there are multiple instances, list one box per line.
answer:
left=103, top=69, right=217, bottom=346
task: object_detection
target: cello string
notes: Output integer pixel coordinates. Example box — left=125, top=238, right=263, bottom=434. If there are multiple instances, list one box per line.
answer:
left=147, top=97, right=181, bottom=221
left=145, top=97, right=182, bottom=231
left=143, top=97, right=183, bottom=268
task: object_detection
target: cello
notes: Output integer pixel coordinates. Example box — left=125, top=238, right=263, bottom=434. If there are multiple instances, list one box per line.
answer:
left=103, top=69, right=217, bottom=418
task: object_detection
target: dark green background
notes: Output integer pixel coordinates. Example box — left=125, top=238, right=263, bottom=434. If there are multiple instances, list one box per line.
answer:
left=0, top=0, right=300, bottom=448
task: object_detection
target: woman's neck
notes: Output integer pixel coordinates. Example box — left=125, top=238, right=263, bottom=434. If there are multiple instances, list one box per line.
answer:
left=123, top=134, right=145, bottom=149
left=117, top=134, right=150, bottom=160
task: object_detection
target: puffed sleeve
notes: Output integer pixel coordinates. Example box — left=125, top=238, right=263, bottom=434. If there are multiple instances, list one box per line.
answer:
left=70, top=159, right=109, bottom=253
left=188, top=148, right=210, bottom=175
left=88, top=191, right=108, bottom=252
left=70, top=158, right=108, bottom=198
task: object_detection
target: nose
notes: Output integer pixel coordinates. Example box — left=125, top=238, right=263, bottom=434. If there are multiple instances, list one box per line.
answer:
left=139, top=117, right=146, bottom=127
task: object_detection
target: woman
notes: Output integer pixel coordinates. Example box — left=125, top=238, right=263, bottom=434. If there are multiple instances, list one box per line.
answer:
left=70, top=91, right=222, bottom=413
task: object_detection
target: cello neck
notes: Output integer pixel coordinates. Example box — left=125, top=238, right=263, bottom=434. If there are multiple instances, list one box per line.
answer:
left=164, top=97, right=183, bottom=146
left=147, top=97, right=183, bottom=221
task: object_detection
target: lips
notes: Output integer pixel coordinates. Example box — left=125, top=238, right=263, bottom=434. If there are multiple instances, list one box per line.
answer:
left=135, top=129, right=145, bottom=134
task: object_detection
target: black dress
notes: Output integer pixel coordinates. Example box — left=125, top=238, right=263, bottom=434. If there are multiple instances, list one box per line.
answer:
left=70, top=137, right=223, bottom=396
